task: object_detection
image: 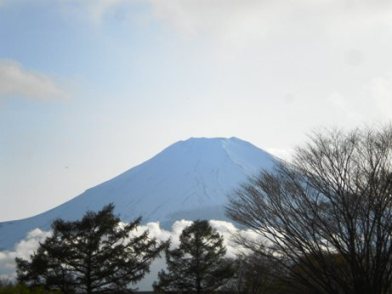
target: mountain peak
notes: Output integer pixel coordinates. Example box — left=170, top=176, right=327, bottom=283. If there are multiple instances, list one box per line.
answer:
left=178, top=136, right=242, bottom=144
left=0, top=137, right=277, bottom=250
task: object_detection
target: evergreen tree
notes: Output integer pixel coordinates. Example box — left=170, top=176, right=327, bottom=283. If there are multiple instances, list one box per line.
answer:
left=153, top=220, right=234, bottom=294
left=16, top=204, right=166, bottom=294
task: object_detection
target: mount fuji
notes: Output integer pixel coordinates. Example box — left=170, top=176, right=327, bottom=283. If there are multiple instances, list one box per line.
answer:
left=0, top=137, right=278, bottom=250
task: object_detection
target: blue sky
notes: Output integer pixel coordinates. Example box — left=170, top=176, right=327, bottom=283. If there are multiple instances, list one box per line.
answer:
left=1, top=0, right=392, bottom=221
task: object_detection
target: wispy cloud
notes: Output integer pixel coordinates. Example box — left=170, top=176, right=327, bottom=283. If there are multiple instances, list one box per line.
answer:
left=4, top=1, right=392, bottom=39
left=70, top=0, right=132, bottom=25
left=56, top=0, right=140, bottom=25
left=0, top=60, right=68, bottom=101
left=27, top=0, right=386, bottom=38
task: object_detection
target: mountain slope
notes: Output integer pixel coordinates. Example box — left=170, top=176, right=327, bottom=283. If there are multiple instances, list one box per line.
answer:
left=0, top=137, right=278, bottom=250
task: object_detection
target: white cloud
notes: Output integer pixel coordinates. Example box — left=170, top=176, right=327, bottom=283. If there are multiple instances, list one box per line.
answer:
left=0, top=228, right=51, bottom=280
left=133, top=219, right=263, bottom=260
left=327, top=92, right=364, bottom=124
left=56, top=0, right=392, bottom=131
left=58, top=0, right=141, bottom=25
left=366, top=76, right=392, bottom=119
left=0, top=60, right=68, bottom=101
left=146, top=0, right=392, bottom=44
left=210, top=220, right=242, bottom=258
left=54, top=0, right=392, bottom=41
left=88, top=0, right=124, bottom=22
left=79, top=0, right=131, bottom=24
left=13, top=229, right=52, bottom=261
left=325, top=74, right=392, bottom=126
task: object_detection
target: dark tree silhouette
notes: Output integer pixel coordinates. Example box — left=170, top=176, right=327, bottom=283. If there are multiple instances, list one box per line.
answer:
left=153, top=220, right=234, bottom=294
left=16, top=204, right=166, bottom=294
left=221, top=252, right=282, bottom=294
left=227, top=126, right=392, bottom=294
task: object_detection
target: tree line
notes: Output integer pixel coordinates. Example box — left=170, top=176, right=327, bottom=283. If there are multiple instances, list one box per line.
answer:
left=8, top=206, right=237, bottom=294
left=2, top=125, right=392, bottom=293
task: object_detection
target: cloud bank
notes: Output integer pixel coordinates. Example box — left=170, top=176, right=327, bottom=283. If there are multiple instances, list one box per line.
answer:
left=0, top=229, right=51, bottom=280
left=0, top=60, right=68, bottom=101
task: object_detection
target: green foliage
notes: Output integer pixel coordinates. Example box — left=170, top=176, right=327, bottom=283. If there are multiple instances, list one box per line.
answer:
left=153, top=220, right=234, bottom=294
left=16, top=204, right=166, bottom=294
left=0, top=280, right=60, bottom=293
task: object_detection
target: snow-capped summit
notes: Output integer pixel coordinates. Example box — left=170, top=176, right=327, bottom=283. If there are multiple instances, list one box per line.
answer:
left=0, top=137, right=278, bottom=250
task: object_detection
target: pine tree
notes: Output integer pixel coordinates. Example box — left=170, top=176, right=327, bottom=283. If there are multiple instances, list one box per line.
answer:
left=153, top=220, right=234, bottom=293
left=16, top=204, right=166, bottom=293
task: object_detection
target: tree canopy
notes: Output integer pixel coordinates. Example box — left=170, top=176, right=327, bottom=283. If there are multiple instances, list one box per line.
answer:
left=227, top=126, right=392, bottom=294
left=153, top=220, right=234, bottom=293
left=16, top=204, right=166, bottom=293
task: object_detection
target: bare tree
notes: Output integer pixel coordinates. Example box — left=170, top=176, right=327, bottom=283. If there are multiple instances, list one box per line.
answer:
left=221, top=252, right=282, bottom=294
left=227, top=126, right=392, bottom=294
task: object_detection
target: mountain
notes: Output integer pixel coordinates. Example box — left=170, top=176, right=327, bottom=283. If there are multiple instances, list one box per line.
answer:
left=0, top=137, right=278, bottom=250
